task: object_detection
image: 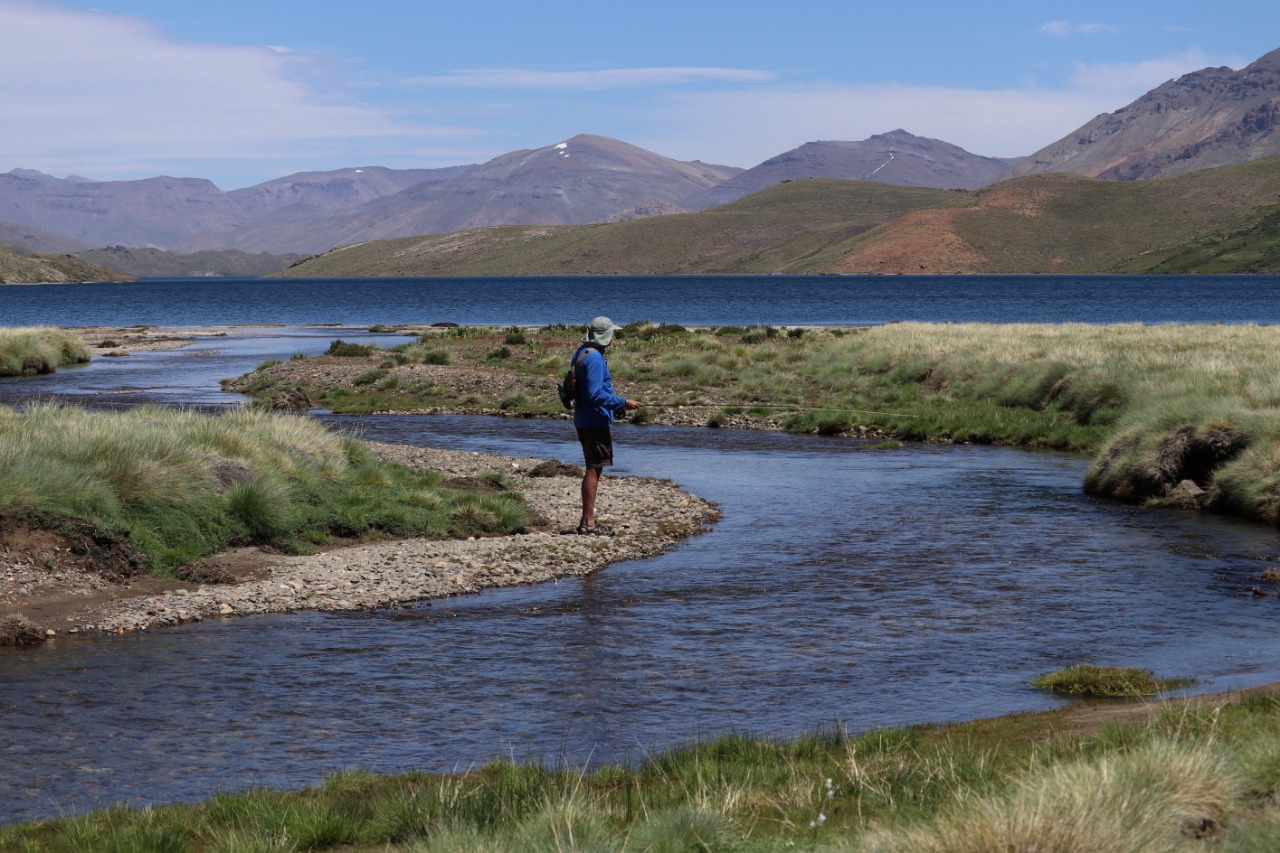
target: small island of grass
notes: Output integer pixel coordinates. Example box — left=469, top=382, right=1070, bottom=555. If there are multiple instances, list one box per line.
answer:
left=1032, top=664, right=1198, bottom=698
left=0, top=326, right=91, bottom=376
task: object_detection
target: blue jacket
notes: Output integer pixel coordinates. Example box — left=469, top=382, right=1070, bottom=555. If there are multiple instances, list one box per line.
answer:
left=572, top=344, right=627, bottom=429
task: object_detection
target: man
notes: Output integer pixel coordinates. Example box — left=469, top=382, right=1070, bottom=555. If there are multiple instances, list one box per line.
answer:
left=572, top=316, right=641, bottom=535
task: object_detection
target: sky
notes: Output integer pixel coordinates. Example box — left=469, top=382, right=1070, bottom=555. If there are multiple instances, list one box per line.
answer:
left=2, top=0, right=1277, bottom=190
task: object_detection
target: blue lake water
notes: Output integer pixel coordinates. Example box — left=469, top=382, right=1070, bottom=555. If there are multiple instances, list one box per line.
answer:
left=3, top=273, right=1280, bottom=327
left=1, top=276, right=1279, bottom=824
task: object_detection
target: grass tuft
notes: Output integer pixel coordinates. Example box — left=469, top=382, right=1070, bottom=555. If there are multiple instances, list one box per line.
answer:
left=1031, top=665, right=1196, bottom=698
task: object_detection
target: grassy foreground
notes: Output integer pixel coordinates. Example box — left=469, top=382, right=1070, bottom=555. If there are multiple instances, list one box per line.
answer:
left=3, top=688, right=1278, bottom=851
left=234, top=321, right=1280, bottom=525
left=0, top=326, right=91, bottom=376
left=0, top=403, right=531, bottom=576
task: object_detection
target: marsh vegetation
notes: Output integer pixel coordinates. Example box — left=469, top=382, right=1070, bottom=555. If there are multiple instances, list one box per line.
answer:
left=231, top=320, right=1280, bottom=525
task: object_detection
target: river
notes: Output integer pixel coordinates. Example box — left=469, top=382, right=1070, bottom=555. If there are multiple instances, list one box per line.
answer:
left=1, top=276, right=1279, bottom=824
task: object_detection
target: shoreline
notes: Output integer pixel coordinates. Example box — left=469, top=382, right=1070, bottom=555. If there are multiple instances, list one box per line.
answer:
left=2, top=441, right=720, bottom=640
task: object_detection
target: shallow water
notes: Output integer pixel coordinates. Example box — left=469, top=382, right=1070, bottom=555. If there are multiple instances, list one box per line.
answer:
left=2, top=326, right=1280, bottom=825
left=0, top=326, right=413, bottom=408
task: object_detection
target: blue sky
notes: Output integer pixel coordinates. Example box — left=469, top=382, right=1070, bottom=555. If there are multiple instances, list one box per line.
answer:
left=2, top=0, right=1277, bottom=189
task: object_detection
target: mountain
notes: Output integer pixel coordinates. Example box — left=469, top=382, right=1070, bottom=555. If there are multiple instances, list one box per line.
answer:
left=226, top=165, right=474, bottom=218
left=0, top=165, right=467, bottom=252
left=1011, top=48, right=1280, bottom=180
left=275, top=154, right=1280, bottom=277
left=681, top=130, right=1018, bottom=211
left=192, top=135, right=742, bottom=254
left=0, top=170, right=250, bottom=247
left=0, top=219, right=95, bottom=255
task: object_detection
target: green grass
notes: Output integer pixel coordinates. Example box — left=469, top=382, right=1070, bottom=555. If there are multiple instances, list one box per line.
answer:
left=0, top=404, right=531, bottom=576
left=1031, top=665, right=1197, bottom=698
left=0, top=327, right=91, bottom=376
left=3, top=689, right=1278, bottom=851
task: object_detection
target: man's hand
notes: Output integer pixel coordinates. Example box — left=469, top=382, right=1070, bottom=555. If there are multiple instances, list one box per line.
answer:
left=624, top=399, right=641, bottom=410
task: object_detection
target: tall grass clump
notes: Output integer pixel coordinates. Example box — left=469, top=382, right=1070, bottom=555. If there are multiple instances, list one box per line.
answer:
left=0, top=327, right=91, bottom=376
left=0, top=403, right=530, bottom=574
left=1031, top=664, right=1196, bottom=698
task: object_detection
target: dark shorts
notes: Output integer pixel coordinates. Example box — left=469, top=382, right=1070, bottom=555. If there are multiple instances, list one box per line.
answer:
left=577, top=427, right=614, bottom=468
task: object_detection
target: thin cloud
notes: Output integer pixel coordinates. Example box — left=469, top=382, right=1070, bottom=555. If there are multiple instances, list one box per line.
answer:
left=1039, top=21, right=1120, bottom=36
left=650, top=51, right=1240, bottom=166
left=410, top=67, right=775, bottom=90
left=0, top=0, right=443, bottom=184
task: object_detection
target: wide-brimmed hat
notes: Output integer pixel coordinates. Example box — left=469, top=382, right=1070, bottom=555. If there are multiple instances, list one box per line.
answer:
left=583, top=316, right=622, bottom=347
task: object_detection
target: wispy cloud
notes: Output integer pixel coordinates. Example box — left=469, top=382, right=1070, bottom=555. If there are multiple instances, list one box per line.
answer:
left=409, top=67, right=775, bottom=90
left=646, top=51, right=1239, bottom=165
left=1039, top=21, right=1120, bottom=37
left=0, top=0, right=444, bottom=186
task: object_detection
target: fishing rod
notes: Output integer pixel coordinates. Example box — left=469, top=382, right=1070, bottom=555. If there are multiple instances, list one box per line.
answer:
left=629, top=402, right=918, bottom=418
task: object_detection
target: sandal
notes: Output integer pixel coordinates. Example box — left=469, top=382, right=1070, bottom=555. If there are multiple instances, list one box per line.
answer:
left=575, top=524, right=613, bottom=536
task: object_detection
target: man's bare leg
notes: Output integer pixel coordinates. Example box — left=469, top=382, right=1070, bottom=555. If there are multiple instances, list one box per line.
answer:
left=580, top=465, right=602, bottom=530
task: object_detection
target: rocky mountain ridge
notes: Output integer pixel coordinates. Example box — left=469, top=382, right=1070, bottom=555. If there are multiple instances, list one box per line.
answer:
left=1012, top=48, right=1280, bottom=180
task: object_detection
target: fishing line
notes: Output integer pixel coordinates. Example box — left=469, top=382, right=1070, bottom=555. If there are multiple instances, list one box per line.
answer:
left=631, top=402, right=917, bottom=418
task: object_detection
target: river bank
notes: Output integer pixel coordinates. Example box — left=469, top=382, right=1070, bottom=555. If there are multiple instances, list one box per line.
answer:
left=1, top=441, right=718, bottom=640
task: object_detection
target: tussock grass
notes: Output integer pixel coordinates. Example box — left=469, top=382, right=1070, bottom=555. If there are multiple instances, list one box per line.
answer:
left=1032, top=664, right=1196, bottom=698
left=0, top=326, right=90, bottom=376
left=5, top=690, right=1279, bottom=851
left=0, top=403, right=530, bottom=575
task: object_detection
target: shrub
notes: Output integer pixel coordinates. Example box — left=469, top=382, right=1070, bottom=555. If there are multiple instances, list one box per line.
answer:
left=353, top=368, right=390, bottom=386
left=325, top=339, right=376, bottom=357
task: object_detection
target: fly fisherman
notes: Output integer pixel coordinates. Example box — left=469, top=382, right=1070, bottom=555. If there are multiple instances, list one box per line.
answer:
left=572, top=316, right=641, bottom=535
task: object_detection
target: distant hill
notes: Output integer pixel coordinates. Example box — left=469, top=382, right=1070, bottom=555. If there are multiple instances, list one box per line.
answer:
left=0, top=219, right=95, bottom=255
left=1011, top=47, right=1280, bottom=180
left=226, top=165, right=474, bottom=218
left=275, top=180, right=969, bottom=276
left=276, top=155, right=1280, bottom=277
left=0, top=171, right=249, bottom=247
left=682, top=130, right=1018, bottom=211
left=0, top=165, right=466, bottom=253
left=203, top=135, right=743, bottom=254
left=0, top=247, right=134, bottom=284
left=73, top=246, right=302, bottom=278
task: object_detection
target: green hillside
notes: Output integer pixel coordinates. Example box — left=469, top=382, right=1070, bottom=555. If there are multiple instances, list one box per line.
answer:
left=0, top=248, right=134, bottom=284
left=74, top=246, right=302, bottom=278
left=275, top=181, right=969, bottom=277
left=949, top=158, right=1280, bottom=273
left=276, top=156, right=1280, bottom=277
